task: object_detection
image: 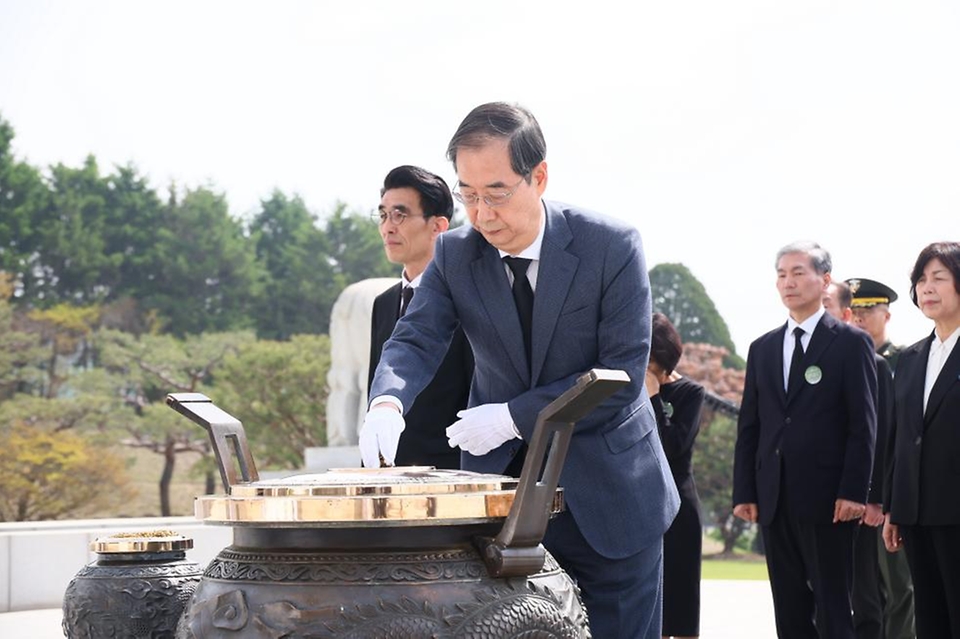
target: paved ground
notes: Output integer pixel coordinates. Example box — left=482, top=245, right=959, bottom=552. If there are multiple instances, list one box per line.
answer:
left=0, top=579, right=777, bottom=638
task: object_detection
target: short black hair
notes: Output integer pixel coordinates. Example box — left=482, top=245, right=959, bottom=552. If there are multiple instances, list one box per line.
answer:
left=446, top=102, right=546, bottom=179
left=381, top=165, right=454, bottom=220
left=909, top=241, right=960, bottom=307
left=650, top=312, right=683, bottom=375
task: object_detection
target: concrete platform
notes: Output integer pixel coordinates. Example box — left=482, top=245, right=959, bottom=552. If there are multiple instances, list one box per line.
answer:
left=0, top=579, right=777, bottom=638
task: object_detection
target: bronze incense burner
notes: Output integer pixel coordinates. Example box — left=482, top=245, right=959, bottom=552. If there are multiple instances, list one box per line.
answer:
left=167, top=368, right=628, bottom=638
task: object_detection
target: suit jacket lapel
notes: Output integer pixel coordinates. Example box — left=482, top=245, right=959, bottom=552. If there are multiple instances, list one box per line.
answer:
left=388, top=284, right=402, bottom=323
left=471, top=240, right=530, bottom=382
left=375, top=283, right=402, bottom=348
left=772, top=324, right=789, bottom=404
left=924, top=332, right=960, bottom=425
left=900, top=340, right=929, bottom=429
left=531, top=205, right=578, bottom=385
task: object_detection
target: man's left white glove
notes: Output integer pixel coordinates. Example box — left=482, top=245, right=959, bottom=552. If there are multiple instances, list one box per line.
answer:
left=446, top=403, right=520, bottom=456
left=359, top=407, right=405, bottom=468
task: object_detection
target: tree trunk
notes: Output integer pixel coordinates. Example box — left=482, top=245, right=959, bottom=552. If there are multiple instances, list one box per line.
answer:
left=722, top=530, right=739, bottom=555
left=46, top=343, right=58, bottom=398
left=203, top=442, right=217, bottom=494
left=205, top=470, right=216, bottom=495
left=718, top=511, right=748, bottom=556
left=159, top=436, right=175, bottom=516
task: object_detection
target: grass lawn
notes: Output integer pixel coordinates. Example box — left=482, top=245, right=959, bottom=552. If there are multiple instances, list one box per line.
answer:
left=700, top=533, right=768, bottom=580
left=702, top=557, right=769, bottom=580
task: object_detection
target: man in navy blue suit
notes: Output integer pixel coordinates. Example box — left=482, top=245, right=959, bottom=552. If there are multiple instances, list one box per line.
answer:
left=734, top=241, right=877, bottom=638
left=361, top=102, right=679, bottom=638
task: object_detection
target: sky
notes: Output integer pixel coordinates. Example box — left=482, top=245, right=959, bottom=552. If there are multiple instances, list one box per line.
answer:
left=1, top=0, right=958, bottom=357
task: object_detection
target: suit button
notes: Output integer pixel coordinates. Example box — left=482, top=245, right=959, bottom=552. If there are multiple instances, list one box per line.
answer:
left=915, top=436, right=922, bottom=446
left=785, top=417, right=792, bottom=425
left=775, top=448, right=781, bottom=457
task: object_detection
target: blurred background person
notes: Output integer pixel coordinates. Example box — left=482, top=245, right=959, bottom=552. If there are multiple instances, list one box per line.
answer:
left=847, top=278, right=904, bottom=369
left=846, top=277, right=916, bottom=639
left=646, top=312, right=705, bottom=639
left=366, top=165, right=472, bottom=469
left=824, top=281, right=893, bottom=639
left=883, top=241, right=960, bottom=638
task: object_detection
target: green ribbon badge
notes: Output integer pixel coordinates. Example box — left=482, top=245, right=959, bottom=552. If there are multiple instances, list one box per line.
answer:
left=804, top=365, right=823, bottom=385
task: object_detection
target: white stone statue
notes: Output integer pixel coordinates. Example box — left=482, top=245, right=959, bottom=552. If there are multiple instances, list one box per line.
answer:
left=325, top=277, right=396, bottom=446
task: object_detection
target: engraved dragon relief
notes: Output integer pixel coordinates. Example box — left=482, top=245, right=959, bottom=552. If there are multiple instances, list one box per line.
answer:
left=178, top=580, right=590, bottom=638
left=63, top=566, right=201, bottom=638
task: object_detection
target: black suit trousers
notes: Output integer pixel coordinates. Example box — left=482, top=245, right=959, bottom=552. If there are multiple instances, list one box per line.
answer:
left=762, top=478, right=858, bottom=638
left=901, top=524, right=960, bottom=638
left=853, top=525, right=885, bottom=639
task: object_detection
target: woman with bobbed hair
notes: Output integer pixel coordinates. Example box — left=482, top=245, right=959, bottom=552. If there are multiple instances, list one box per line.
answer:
left=645, top=312, right=706, bottom=639
left=882, top=241, right=960, bottom=638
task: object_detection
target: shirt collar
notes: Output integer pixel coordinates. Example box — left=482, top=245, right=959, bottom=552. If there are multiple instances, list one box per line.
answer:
left=787, top=307, right=825, bottom=336
left=932, top=325, right=960, bottom=352
left=497, top=201, right=546, bottom=261
left=401, top=271, right=422, bottom=289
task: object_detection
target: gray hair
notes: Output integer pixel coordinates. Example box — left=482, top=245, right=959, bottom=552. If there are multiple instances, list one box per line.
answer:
left=775, top=240, right=832, bottom=275
left=446, top=102, right=546, bottom=178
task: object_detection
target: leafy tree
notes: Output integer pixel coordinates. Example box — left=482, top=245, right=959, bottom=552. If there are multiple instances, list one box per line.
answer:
left=0, top=386, right=132, bottom=439
left=650, top=263, right=744, bottom=369
left=0, top=115, right=47, bottom=294
left=98, top=329, right=252, bottom=514
left=248, top=190, right=338, bottom=339
left=29, top=156, right=118, bottom=305
left=145, top=187, right=263, bottom=336
left=25, top=303, right=102, bottom=398
left=213, top=335, right=331, bottom=469
left=692, top=411, right=750, bottom=555
left=0, top=381, right=138, bottom=521
left=1, top=140, right=167, bottom=328
left=0, top=422, right=134, bottom=521
left=99, top=164, right=166, bottom=309
left=0, top=279, right=45, bottom=401
left=323, top=202, right=394, bottom=289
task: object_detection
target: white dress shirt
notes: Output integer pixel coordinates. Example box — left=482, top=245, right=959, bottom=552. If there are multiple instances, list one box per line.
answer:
left=399, top=271, right=422, bottom=314
left=498, top=204, right=546, bottom=292
left=783, top=308, right=824, bottom=392
left=923, top=325, right=960, bottom=413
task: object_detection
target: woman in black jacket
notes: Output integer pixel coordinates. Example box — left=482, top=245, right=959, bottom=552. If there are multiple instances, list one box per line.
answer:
left=645, top=312, right=706, bottom=639
left=883, top=241, right=960, bottom=638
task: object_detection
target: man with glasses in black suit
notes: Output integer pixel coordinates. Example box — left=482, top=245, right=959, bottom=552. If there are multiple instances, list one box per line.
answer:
left=364, top=165, right=472, bottom=469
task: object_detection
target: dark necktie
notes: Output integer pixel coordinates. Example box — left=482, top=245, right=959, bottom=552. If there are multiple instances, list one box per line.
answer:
left=503, top=257, right=534, bottom=366
left=788, top=327, right=805, bottom=392
left=399, top=286, right=414, bottom=317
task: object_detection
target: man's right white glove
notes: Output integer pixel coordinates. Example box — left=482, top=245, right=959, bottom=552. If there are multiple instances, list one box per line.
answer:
left=359, top=407, right=405, bottom=468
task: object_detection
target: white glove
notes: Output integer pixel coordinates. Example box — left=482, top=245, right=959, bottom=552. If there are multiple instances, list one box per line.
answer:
left=359, top=407, right=405, bottom=468
left=446, top=403, right=520, bottom=456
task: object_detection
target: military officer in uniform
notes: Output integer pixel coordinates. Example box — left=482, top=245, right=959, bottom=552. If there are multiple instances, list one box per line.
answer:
left=846, top=277, right=916, bottom=639
left=847, top=278, right=903, bottom=371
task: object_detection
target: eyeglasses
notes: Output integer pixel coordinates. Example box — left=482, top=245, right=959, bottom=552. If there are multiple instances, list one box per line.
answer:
left=452, top=175, right=527, bottom=208
left=372, top=207, right=424, bottom=226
